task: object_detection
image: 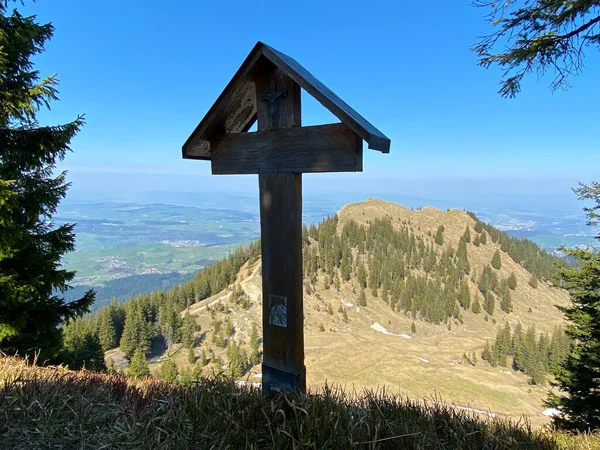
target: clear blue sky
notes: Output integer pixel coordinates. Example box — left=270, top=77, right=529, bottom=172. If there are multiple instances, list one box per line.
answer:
left=21, top=0, right=599, bottom=199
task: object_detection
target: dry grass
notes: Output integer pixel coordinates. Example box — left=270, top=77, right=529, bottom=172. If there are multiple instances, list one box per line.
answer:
left=154, top=199, right=574, bottom=428
left=1, top=356, right=598, bottom=449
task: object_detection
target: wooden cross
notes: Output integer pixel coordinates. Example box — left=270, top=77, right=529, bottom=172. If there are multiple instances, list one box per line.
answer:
left=182, top=42, right=390, bottom=396
left=261, top=82, right=287, bottom=125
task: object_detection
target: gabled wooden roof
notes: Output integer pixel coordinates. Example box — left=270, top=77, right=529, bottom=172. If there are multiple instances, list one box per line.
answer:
left=182, top=42, right=391, bottom=160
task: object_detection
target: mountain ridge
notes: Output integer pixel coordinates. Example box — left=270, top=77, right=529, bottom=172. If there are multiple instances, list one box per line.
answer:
left=80, top=199, right=570, bottom=426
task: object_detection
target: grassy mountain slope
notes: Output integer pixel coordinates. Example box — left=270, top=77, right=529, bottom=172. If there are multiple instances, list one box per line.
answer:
left=125, top=199, right=571, bottom=427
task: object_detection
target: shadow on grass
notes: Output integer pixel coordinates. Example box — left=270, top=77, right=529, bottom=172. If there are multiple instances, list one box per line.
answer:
left=0, top=356, right=594, bottom=449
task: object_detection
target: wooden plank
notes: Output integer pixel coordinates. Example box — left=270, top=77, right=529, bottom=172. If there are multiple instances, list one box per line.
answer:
left=256, top=68, right=306, bottom=395
left=210, top=123, right=362, bottom=174
left=182, top=44, right=267, bottom=159
left=184, top=79, right=257, bottom=159
left=260, top=43, right=390, bottom=153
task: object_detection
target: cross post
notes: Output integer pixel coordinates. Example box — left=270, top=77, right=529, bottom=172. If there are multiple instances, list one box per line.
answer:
left=256, top=68, right=306, bottom=395
left=181, top=41, right=390, bottom=397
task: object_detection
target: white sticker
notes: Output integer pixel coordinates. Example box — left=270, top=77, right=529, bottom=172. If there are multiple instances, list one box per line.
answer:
left=269, top=294, right=288, bottom=328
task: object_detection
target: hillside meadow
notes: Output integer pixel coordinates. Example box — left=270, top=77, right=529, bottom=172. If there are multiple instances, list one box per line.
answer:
left=80, top=199, right=573, bottom=429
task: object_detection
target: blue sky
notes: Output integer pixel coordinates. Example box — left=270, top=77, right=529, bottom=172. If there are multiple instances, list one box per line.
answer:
left=20, top=0, right=599, bottom=201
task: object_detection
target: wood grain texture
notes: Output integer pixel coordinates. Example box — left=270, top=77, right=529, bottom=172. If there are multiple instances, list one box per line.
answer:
left=181, top=46, right=266, bottom=159
left=259, top=173, right=304, bottom=375
left=184, top=79, right=257, bottom=160
left=182, top=41, right=390, bottom=159
left=210, top=123, right=362, bottom=174
left=257, top=68, right=305, bottom=391
left=255, top=66, right=301, bottom=130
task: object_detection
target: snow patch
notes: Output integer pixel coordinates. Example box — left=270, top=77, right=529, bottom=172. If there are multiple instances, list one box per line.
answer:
left=341, top=299, right=354, bottom=308
left=500, top=371, right=512, bottom=375
left=418, top=357, right=429, bottom=363
left=542, top=408, right=561, bottom=417
left=370, top=322, right=411, bottom=339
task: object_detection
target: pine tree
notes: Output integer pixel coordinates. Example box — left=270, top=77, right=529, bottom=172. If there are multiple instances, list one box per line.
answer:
left=463, top=225, right=471, bottom=243
left=473, top=234, right=480, bottom=247
left=500, top=283, right=513, bottom=313
left=482, top=341, right=491, bottom=362
left=381, top=288, right=388, bottom=304
left=507, top=272, right=518, bottom=290
left=458, top=279, right=471, bottom=310
left=528, top=274, right=539, bottom=289
left=187, top=346, right=196, bottom=365
left=61, top=318, right=106, bottom=372
left=181, top=312, right=198, bottom=349
left=107, top=358, right=118, bottom=375
left=357, top=263, right=367, bottom=288
left=120, top=304, right=155, bottom=358
left=199, top=349, right=210, bottom=367
left=550, top=182, right=600, bottom=431
left=226, top=341, right=247, bottom=377
left=480, top=231, right=487, bottom=245
left=471, top=296, right=482, bottom=314
left=97, top=308, right=117, bottom=351
left=0, top=2, right=95, bottom=362
left=222, top=317, right=235, bottom=338
left=474, top=0, right=600, bottom=98
left=435, top=225, right=445, bottom=246
left=128, top=348, right=150, bottom=378
left=492, top=323, right=512, bottom=367
left=491, top=250, right=502, bottom=270
left=358, top=288, right=367, bottom=307
left=483, top=292, right=495, bottom=316
left=456, top=237, right=470, bottom=276
left=249, top=322, right=260, bottom=364
left=340, top=243, right=352, bottom=281
left=159, top=358, right=178, bottom=383
left=411, top=322, right=416, bottom=334
left=548, top=326, right=571, bottom=370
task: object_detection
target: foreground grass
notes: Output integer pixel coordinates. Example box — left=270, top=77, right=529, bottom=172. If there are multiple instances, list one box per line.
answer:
left=0, top=357, right=597, bottom=449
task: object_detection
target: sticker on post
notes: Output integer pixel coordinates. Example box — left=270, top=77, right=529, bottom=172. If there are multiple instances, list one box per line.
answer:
left=269, top=294, right=288, bottom=328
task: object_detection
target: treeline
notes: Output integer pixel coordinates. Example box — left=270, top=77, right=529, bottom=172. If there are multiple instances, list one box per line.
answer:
left=64, top=272, right=195, bottom=312
left=60, top=242, right=261, bottom=373
left=466, top=211, right=560, bottom=281
left=481, top=323, right=571, bottom=384
left=61, top=210, right=564, bottom=374
left=302, top=215, right=535, bottom=325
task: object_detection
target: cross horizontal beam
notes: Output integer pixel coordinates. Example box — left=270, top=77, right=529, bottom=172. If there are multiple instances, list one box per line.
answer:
left=210, top=123, right=363, bottom=174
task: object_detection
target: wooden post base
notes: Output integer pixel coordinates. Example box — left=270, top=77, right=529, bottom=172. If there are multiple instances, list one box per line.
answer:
left=259, top=172, right=305, bottom=395
left=262, top=363, right=306, bottom=397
